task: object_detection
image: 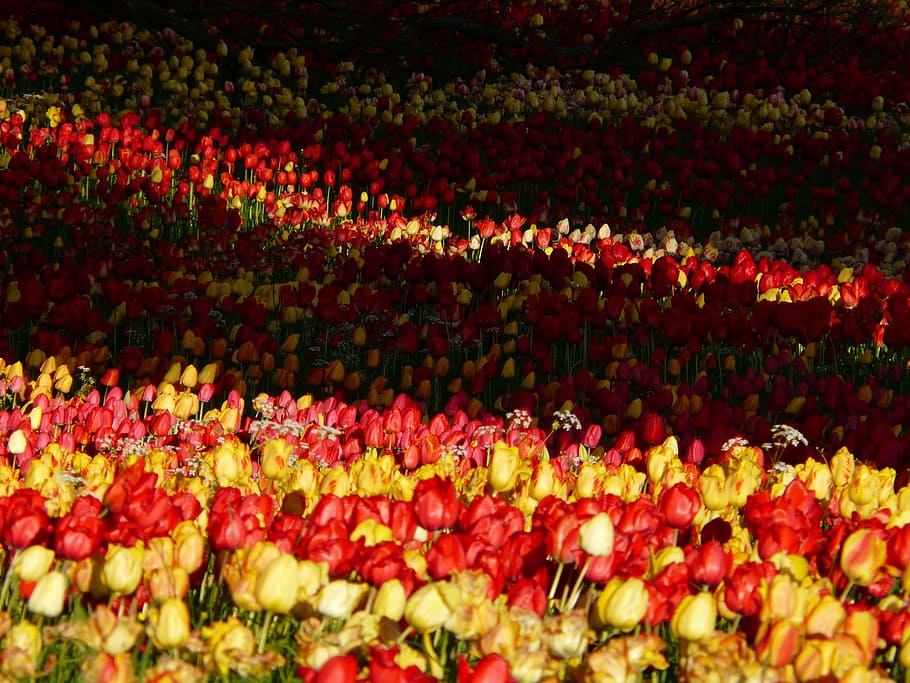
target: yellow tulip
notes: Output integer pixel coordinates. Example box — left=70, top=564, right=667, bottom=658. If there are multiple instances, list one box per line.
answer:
left=595, top=577, right=649, bottom=631
left=671, top=592, right=717, bottom=642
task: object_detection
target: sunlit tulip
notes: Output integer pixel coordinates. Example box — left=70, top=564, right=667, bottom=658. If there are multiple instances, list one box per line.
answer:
left=595, top=577, right=649, bottom=631
left=544, top=609, right=591, bottom=660
left=202, top=618, right=257, bottom=676
left=28, top=570, right=68, bottom=618
left=794, top=639, right=838, bottom=681
left=755, top=618, right=801, bottom=667
left=171, top=521, right=206, bottom=575
left=211, top=438, right=252, bottom=488
left=804, top=594, right=846, bottom=637
left=151, top=598, right=191, bottom=650
left=578, top=512, right=614, bottom=557
left=81, top=652, right=134, bottom=683
left=660, top=482, right=702, bottom=529
left=404, top=581, right=460, bottom=632
left=13, top=546, right=56, bottom=582
left=372, top=578, right=407, bottom=621
left=671, top=592, right=717, bottom=642
left=3, top=621, right=43, bottom=677
left=316, top=580, right=368, bottom=620
left=102, top=544, right=145, bottom=595
left=8, top=429, right=28, bottom=455
left=256, top=553, right=300, bottom=614
left=261, top=438, right=293, bottom=481
left=697, top=465, right=728, bottom=511
left=840, top=528, right=887, bottom=586
left=649, top=546, right=685, bottom=578
left=488, top=442, right=521, bottom=493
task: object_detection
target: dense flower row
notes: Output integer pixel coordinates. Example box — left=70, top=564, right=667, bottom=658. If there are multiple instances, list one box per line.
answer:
left=1, top=4, right=909, bottom=241
left=0, top=376, right=909, bottom=681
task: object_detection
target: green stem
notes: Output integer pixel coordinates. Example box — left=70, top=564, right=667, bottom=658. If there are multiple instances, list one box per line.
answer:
left=257, top=611, right=275, bottom=653
left=839, top=579, right=855, bottom=604
left=565, top=556, right=592, bottom=612
left=548, top=560, right=565, bottom=601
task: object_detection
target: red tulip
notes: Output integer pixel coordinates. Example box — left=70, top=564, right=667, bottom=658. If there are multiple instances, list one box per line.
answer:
left=1, top=490, right=51, bottom=549
left=507, top=576, right=548, bottom=617
left=659, top=483, right=702, bottom=530
left=687, top=541, right=730, bottom=587
left=461, top=654, right=511, bottom=683
left=426, top=533, right=467, bottom=579
left=412, top=476, right=461, bottom=531
left=314, top=654, right=358, bottom=682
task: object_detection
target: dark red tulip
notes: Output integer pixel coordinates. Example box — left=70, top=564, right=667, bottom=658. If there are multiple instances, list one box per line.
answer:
left=412, top=476, right=461, bottom=531
left=659, top=483, right=702, bottom=530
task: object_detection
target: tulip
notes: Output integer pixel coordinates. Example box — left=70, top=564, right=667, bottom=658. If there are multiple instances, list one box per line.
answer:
left=5, top=621, right=42, bottom=675
left=671, top=592, right=717, bottom=642
left=412, top=476, right=460, bottom=530
left=578, top=512, right=614, bottom=557
left=202, top=617, right=257, bottom=676
left=488, top=442, right=521, bottom=493
left=148, top=598, right=191, bottom=650
left=28, top=570, right=68, bottom=618
left=316, top=580, right=368, bottom=620
left=594, top=577, right=649, bottom=631
left=13, top=546, right=56, bottom=582
left=256, top=553, right=300, bottom=614
left=102, top=544, right=145, bottom=595
left=687, top=541, right=729, bottom=587
left=372, top=579, right=406, bottom=621
left=544, top=609, right=591, bottom=660
left=8, top=429, right=28, bottom=455
left=755, top=618, right=802, bottom=667
left=697, top=465, right=729, bottom=511
left=659, top=482, right=702, bottom=529
left=404, top=581, right=460, bottom=632
left=794, top=639, right=838, bottom=681
left=840, top=528, right=887, bottom=587
left=261, top=438, right=293, bottom=481
left=804, top=594, right=846, bottom=637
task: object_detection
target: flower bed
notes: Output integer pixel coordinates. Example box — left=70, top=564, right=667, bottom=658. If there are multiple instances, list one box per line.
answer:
left=0, top=1, right=909, bottom=681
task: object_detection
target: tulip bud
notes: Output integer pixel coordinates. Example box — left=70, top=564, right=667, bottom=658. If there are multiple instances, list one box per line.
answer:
left=261, top=438, right=293, bottom=481
left=544, top=609, right=591, bottom=660
left=671, top=592, right=717, bottom=642
left=574, top=462, right=602, bottom=499
left=6, top=620, right=43, bottom=673
left=848, top=464, right=879, bottom=506
left=697, top=464, right=729, bottom=510
left=578, top=512, right=615, bottom=557
left=13, top=546, right=56, bottom=582
left=756, top=618, right=802, bottom=667
left=372, top=578, right=406, bottom=621
left=594, top=577, right=649, bottom=631
left=660, top=483, right=702, bottom=529
left=256, top=553, right=300, bottom=614
left=794, top=639, right=837, bottom=682
left=840, top=528, right=887, bottom=586
left=488, top=442, right=521, bottom=493
left=28, top=570, right=68, bottom=617
left=8, top=429, right=28, bottom=455
left=152, top=598, right=191, bottom=649
left=179, top=364, right=198, bottom=389
left=649, top=546, right=685, bottom=578
left=102, top=544, right=145, bottom=595
left=804, top=594, right=845, bottom=638
left=316, top=580, right=368, bottom=620
left=529, top=457, right=557, bottom=501
left=404, top=581, right=460, bottom=632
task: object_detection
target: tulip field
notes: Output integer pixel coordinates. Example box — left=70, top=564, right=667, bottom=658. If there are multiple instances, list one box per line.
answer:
left=2, top=0, right=910, bottom=680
